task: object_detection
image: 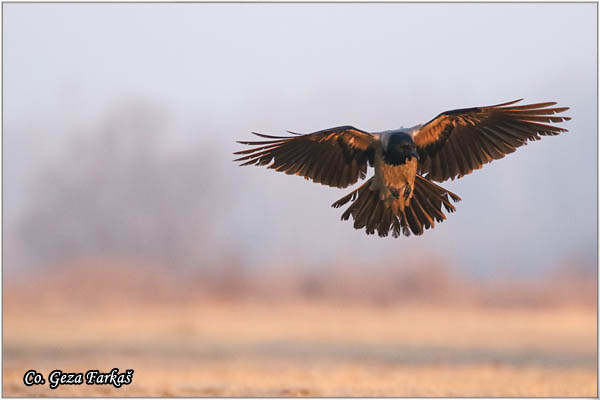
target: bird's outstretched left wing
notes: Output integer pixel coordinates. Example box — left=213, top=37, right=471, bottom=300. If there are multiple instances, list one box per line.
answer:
left=413, top=99, right=571, bottom=182
left=234, top=126, right=377, bottom=188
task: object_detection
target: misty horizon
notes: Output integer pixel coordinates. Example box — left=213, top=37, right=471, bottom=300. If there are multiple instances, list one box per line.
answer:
left=4, top=3, right=597, bottom=278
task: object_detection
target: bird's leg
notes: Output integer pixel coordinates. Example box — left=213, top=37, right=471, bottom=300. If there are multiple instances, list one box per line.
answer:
left=403, top=185, right=412, bottom=201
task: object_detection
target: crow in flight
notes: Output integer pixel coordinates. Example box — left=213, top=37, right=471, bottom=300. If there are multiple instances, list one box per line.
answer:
left=234, top=99, right=570, bottom=237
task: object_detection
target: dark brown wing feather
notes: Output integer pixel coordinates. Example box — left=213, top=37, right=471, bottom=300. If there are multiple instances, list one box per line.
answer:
left=234, top=126, right=376, bottom=188
left=413, top=99, right=571, bottom=182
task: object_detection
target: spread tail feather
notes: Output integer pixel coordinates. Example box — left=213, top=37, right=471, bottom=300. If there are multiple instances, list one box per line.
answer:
left=332, top=175, right=461, bottom=237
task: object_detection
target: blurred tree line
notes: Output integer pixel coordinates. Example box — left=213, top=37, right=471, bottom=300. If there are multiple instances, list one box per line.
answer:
left=10, top=101, right=230, bottom=272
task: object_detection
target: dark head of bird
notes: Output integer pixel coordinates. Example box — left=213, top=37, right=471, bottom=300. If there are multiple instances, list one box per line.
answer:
left=383, top=132, right=420, bottom=165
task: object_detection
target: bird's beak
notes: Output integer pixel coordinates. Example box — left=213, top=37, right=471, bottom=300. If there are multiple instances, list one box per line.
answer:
left=411, top=150, right=420, bottom=160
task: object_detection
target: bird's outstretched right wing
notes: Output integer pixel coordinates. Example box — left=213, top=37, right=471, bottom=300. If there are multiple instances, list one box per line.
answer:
left=234, top=126, right=377, bottom=188
left=412, top=99, right=571, bottom=182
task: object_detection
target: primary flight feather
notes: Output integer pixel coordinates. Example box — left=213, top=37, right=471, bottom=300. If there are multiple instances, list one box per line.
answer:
left=234, top=99, right=570, bottom=237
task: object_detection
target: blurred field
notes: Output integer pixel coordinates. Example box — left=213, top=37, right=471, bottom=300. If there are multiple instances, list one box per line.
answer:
left=3, top=262, right=597, bottom=397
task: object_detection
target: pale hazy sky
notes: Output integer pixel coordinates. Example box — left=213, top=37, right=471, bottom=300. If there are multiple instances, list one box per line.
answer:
left=4, top=3, right=597, bottom=276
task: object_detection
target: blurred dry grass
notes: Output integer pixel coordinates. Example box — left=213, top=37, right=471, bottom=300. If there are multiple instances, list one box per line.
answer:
left=3, top=260, right=597, bottom=397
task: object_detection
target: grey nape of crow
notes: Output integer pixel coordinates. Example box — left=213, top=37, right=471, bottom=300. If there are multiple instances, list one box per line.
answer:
left=234, top=99, right=570, bottom=238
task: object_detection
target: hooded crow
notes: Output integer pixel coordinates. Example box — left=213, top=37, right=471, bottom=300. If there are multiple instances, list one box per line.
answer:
left=234, top=99, right=570, bottom=237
